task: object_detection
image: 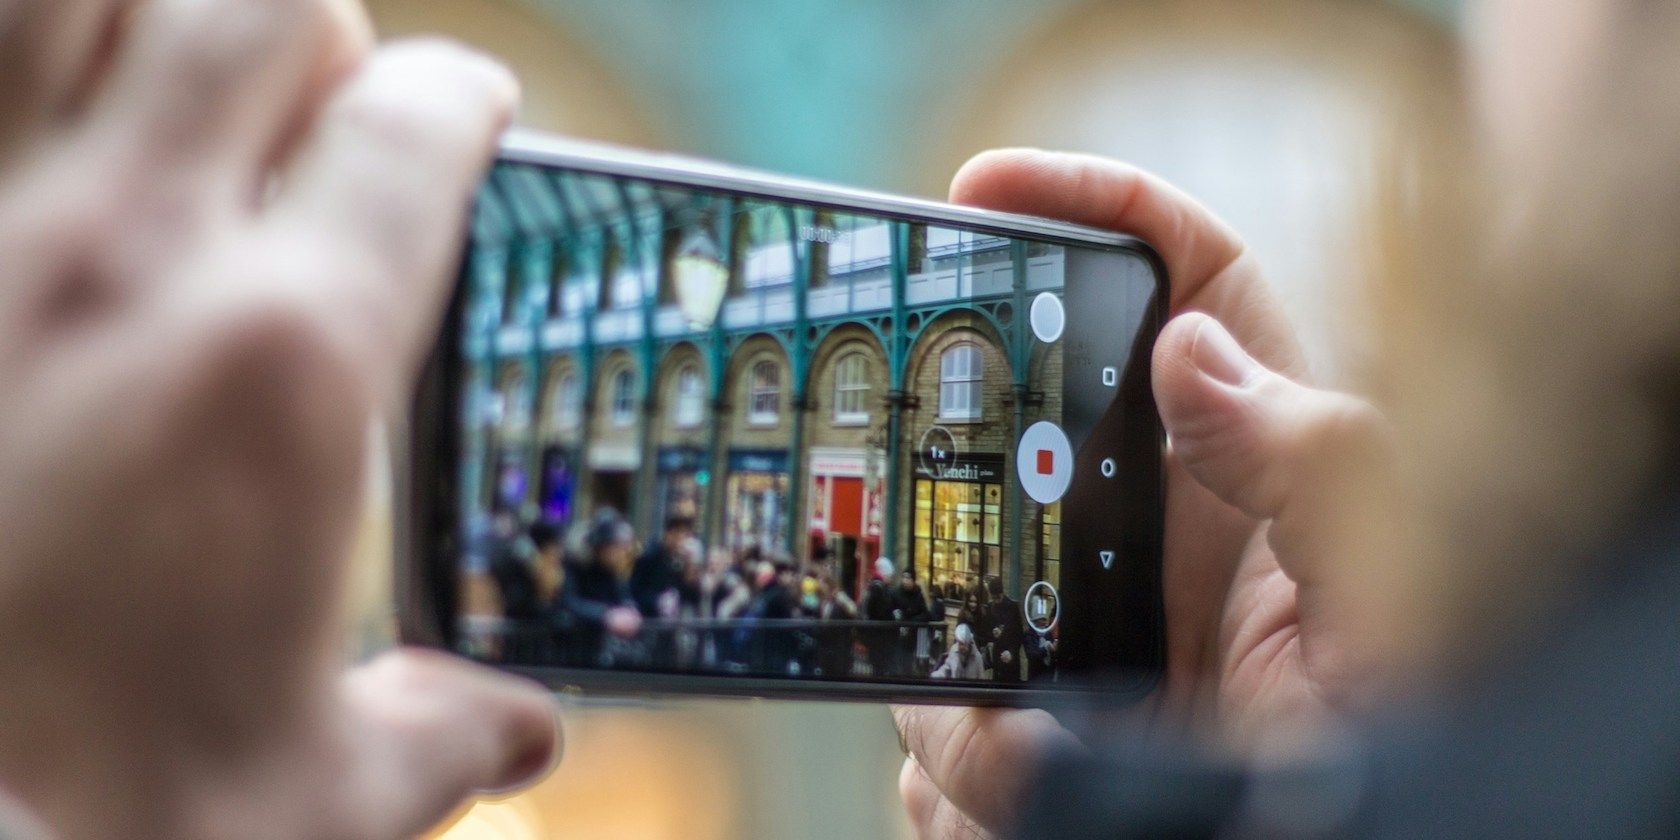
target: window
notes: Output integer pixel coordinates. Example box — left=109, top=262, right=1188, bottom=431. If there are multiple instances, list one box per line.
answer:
left=610, top=369, right=636, bottom=427
left=913, top=478, right=1003, bottom=594
left=938, top=342, right=984, bottom=421
left=833, top=352, right=871, bottom=425
left=748, top=360, right=781, bottom=425
left=674, top=365, right=705, bottom=429
left=552, top=372, right=581, bottom=430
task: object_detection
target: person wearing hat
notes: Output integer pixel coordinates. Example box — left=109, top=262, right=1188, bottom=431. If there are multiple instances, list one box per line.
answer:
left=554, top=512, right=643, bottom=667
left=862, top=557, right=900, bottom=677
left=930, top=623, right=985, bottom=681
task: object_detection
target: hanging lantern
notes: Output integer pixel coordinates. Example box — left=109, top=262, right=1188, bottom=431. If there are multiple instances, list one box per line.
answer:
left=673, top=228, right=729, bottom=331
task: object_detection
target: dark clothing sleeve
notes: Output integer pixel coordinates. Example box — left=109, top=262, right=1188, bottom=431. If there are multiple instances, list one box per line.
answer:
left=1018, top=495, right=1680, bottom=840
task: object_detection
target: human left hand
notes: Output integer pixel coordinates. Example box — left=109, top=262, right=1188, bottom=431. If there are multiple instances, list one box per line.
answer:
left=0, top=2, right=557, bottom=838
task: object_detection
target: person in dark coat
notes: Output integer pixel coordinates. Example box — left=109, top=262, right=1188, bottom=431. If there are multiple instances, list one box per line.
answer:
left=554, top=514, right=643, bottom=667
left=893, top=570, right=933, bottom=673
left=813, top=572, right=859, bottom=678
left=629, top=515, right=694, bottom=618
left=485, top=512, right=544, bottom=662
left=984, top=575, right=1025, bottom=682
left=862, top=557, right=899, bottom=677
left=745, top=555, right=799, bottom=673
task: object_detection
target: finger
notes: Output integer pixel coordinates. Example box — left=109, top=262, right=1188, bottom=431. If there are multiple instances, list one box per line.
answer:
left=1153, top=312, right=1390, bottom=588
left=891, top=705, right=1077, bottom=835
left=262, top=39, right=517, bottom=386
left=949, top=149, right=1242, bottom=306
left=0, top=1, right=131, bottom=149
left=900, top=757, right=999, bottom=840
left=338, top=649, right=561, bottom=839
left=948, top=148, right=1305, bottom=377
left=82, top=0, right=371, bottom=196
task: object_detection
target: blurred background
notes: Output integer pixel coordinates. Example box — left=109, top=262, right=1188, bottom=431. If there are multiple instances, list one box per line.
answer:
left=343, top=0, right=1462, bottom=837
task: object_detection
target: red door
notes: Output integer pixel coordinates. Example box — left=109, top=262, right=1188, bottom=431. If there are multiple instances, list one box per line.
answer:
left=831, top=477, right=864, bottom=537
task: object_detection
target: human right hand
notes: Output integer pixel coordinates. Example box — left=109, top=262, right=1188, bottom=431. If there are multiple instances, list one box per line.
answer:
left=893, top=150, right=1393, bottom=839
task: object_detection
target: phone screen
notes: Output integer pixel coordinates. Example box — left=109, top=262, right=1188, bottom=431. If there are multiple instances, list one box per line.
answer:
left=432, top=151, right=1165, bottom=697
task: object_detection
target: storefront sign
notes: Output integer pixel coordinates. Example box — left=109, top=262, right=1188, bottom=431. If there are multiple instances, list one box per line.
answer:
left=658, top=446, right=706, bottom=473
left=589, top=443, right=641, bottom=471
left=927, top=452, right=1004, bottom=483
left=808, top=447, right=868, bottom=477
left=728, top=449, right=789, bottom=474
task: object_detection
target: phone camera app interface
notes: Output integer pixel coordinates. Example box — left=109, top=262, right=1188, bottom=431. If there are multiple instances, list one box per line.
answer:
left=450, top=160, right=1160, bottom=687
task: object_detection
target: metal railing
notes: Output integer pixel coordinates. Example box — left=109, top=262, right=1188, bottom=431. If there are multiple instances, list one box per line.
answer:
left=481, top=616, right=948, bottom=680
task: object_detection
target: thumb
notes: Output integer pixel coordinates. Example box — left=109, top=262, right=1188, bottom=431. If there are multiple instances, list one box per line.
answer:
left=1153, top=313, right=1390, bottom=588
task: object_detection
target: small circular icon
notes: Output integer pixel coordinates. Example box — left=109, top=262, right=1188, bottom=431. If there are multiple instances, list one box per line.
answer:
left=1024, top=581, right=1059, bottom=634
left=1100, top=458, right=1117, bottom=478
left=1017, top=421, right=1074, bottom=505
left=1030, top=292, right=1065, bottom=343
left=917, top=426, right=960, bottom=478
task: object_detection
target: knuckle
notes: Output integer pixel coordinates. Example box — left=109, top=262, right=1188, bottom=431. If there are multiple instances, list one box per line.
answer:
left=191, top=285, right=358, bottom=411
left=337, top=40, right=517, bottom=150
left=151, top=0, right=325, bottom=80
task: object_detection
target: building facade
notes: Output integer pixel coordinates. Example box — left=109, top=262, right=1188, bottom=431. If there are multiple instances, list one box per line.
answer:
left=462, top=163, right=1068, bottom=601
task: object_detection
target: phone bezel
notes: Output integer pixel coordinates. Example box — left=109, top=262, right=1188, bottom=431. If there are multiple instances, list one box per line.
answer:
left=398, top=131, right=1170, bottom=707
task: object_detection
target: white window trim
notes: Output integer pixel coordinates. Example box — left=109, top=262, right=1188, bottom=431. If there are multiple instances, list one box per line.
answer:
left=554, top=374, right=581, bottom=430
left=833, top=353, right=871, bottom=426
left=674, top=367, right=705, bottom=429
left=610, top=370, right=637, bottom=428
left=748, top=360, right=781, bottom=427
left=938, top=343, right=984, bottom=423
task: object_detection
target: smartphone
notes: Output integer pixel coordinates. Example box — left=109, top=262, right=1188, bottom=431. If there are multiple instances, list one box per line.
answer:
left=400, top=130, right=1168, bottom=706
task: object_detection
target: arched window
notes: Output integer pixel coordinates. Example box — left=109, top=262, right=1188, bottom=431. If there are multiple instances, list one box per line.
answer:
left=833, top=352, right=871, bottom=425
left=939, top=342, right=984, bottom=421
left=610, top=369, right=637, bottom=428
left=748, top=359, right=781, bottom=426
left=552, top=372, right=581, bottom=430
left=674, top=365, right=705, bottom=429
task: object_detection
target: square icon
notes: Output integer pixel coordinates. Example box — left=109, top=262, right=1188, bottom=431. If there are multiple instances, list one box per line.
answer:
left=1036, top=449, right=1054, bottom=475
left=1102, top=367, right=1118, bottom=387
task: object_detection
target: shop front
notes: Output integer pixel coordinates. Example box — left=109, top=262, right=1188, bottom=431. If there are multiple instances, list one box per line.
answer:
left=806, top=447, right=884, bottom=594
left=724, top=450, right=790, bottom=555
left=537, top=444, right=579, bottom=527
left=588, top=441, right=640, bottom=521
left=655, top=446, right=707, bottom=528
left=911, top=452, right=1004, bottom=600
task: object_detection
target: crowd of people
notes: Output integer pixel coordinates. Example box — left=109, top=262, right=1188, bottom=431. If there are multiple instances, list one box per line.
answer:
left=477, top=508, right=1054, bottom=682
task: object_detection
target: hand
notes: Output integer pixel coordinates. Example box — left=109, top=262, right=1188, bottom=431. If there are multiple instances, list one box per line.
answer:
left=999, top=650, right=1012, bottom=666
left=605, top=607, right=644, bottom=639
left=893, top=150, right=1390, bottom=839
left=0, top=2, right=557, bottom=838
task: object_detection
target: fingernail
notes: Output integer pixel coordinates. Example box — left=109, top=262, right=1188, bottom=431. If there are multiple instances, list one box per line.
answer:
left=1191, top=317, right=1262, bottom=387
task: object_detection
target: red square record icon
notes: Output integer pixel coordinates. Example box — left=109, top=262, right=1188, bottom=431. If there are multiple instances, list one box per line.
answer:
left=1036, top=449, right=1055, bottom=475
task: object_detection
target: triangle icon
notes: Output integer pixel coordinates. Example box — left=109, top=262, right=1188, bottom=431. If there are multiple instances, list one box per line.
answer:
left=1099, top=550, right=1116, bottom=570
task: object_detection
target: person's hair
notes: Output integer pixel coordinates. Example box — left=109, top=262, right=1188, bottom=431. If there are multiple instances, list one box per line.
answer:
left=812, top=545, right=835, bottom=563
left=528, top=521, right=560, bottom=549
left=663, top=514, right=695, bottom=535
left=586, top=515, right=632, bottom=556
left=985, top=575, right=1003, bottom=598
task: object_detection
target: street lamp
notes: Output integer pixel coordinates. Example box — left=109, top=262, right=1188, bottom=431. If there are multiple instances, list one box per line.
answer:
left=673, top=228, right=728, bottom=331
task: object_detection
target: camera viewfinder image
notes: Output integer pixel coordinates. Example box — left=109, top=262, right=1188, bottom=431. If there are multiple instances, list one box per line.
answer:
left=453, top=160, right=1115, bottom=686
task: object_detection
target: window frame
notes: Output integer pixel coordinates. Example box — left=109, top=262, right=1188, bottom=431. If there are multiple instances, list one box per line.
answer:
left=552, top=371, right=581, bottom=430
left=937, top=341, right=984, bottom=422
left=747, top=359, right=782, bottom=426
left=832, top=351, right=872, bottom=426
left=673, top=364, right=705, bottom=429
left=610, top=368, right=637, bottom=428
